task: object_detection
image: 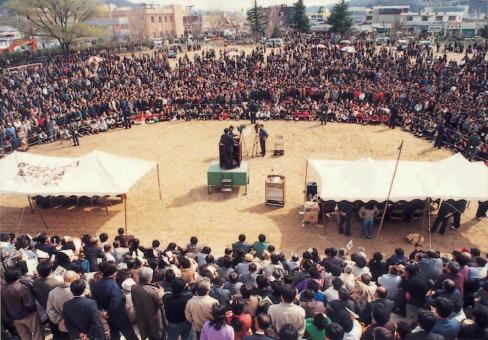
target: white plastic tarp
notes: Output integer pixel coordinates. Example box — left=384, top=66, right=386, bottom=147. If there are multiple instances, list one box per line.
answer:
left=0, top=150, right=157, bottom=196
left=308, top=154, right=488, bottom=201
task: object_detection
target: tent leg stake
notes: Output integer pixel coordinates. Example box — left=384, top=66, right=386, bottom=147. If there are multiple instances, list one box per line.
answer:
left=38, top=211, right=48, bottom=229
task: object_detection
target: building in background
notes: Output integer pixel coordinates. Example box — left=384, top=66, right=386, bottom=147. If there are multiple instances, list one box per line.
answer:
left=201, top=12, right=242, bottom=37
left=263, top=5, right=294, bottom=36
left=372, top=5, right=410, bottom=30
left=111, top=4, right=185, bottom=41
left=401, top=6, right=466, bottom=35
left=88, top=17, right=130, bottom=42
left=349, top=7, right=373, bottom=25
left=183, top=13, right=202, bottom=37
left=308, top=6, right=330, bottom=32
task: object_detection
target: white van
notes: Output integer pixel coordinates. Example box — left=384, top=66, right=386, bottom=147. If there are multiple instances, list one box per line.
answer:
left=266, top=38, right=284, bottom=48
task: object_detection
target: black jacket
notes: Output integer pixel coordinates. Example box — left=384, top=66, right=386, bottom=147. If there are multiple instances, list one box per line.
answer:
left=63, top=296, right=104, bottom=340
left=405, top=330, right=445, bottom=340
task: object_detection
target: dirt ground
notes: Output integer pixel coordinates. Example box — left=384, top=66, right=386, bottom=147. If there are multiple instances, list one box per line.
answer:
left=1, top=121, right=486, bottom=256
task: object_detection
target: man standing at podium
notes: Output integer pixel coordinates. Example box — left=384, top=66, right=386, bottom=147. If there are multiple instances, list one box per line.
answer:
left=221, top=129, right=234, bottom=169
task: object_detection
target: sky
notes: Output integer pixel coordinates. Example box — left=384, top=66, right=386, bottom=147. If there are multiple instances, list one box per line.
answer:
left=130, top=0, right=338, bottom=12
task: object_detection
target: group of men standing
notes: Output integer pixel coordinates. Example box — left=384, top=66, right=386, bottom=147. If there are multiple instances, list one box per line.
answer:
left=219, top=123, right=268, bottom=170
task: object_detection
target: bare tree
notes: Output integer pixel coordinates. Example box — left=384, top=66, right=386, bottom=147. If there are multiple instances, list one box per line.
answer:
left=6, top=0, right=103, bottom=55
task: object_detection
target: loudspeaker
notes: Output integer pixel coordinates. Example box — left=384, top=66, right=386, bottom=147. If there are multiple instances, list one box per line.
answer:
left=306, top=181, right=317, bottom=198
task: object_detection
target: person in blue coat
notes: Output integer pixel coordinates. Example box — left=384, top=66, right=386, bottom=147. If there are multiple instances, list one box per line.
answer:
left=91, top=263, right=138, bottom=340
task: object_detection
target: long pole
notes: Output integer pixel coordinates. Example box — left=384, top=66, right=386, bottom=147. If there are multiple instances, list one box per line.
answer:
left=304, top=160, right=309, bottom=201
left=156, top=164, right=162, bottom=201
left=376, top=139, right=404, bottom=238
left=427, top=197, right=432, bottom=250
left=27, top=196, right=33, bottom=214
left=124, top=196, right=128, bottom=234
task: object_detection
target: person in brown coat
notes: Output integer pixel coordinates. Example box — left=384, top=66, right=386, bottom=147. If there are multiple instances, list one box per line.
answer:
left=131, top=267, right=166, bottom=339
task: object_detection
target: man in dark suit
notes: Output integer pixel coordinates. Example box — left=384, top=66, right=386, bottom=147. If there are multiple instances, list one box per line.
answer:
left=405, top=310, right=445, bottom=340
left=337, top=200, right=353, bottom=235
left=243, top=313, right=273, bottom=340
left=91, top=263, right=138, bottom=340
left=434, top=121, right=445, bottom=149
left=450, top=200, right=467, bottom=231
left=430, top=200, right=455, bottom=235
left=249, top=100, right=258, bottom=124
left=389, top=104, right=398, bottom=129
left=120, top=99, right=131, bottom=129
left=476, top=200, right=488, bottom=220
left=222, top=130, right=235, bottom=169
left=359, top=287, right=393, bottom=326
left=258, top=124, right=268, bottom=157
left=63, top=279, right=104, bottom=340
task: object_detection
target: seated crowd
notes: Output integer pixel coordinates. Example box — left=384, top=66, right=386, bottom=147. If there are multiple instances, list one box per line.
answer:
left=1, top=229, right=487, bottom=340
left=1, top=34, right=486, bottom=160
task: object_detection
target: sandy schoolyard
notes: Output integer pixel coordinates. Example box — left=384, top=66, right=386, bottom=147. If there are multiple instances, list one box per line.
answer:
left=1, top=120, right=486, bottom=256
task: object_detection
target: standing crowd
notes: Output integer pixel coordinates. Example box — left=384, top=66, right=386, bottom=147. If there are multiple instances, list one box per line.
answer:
left=1, top=228, right=488, bottom=340
left=1, top=34, right=486, bottom=160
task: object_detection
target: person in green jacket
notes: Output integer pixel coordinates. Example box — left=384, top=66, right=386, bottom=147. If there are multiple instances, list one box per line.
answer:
left=305, top=313, right=330, bottom=340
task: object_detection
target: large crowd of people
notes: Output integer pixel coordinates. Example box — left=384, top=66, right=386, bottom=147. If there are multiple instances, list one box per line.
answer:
left=0, top=34, right=486, bottom=161
left=1, top=229, right=487, bottom=340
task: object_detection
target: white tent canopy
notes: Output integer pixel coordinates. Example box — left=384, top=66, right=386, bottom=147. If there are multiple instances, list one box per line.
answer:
left=0, top=150, right=157, bottom=197
left=307, top=154, right=488, bottom=201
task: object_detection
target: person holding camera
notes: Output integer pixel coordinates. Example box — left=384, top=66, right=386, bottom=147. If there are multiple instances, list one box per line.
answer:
left=258, top=124, right=268, bottom=157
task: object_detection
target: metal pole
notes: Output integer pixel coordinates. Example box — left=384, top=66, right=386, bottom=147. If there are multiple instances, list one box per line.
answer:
left=27, top=196, right=34, bottom=214
left=376, top=140, right=404, bottom=238
left=304, top=160, right=309, bottom=201
left=156, top=164, right=162, bottom=201
left=124, top=196, right=128, bottom=234
left=427, top=197, right=432, bottom=250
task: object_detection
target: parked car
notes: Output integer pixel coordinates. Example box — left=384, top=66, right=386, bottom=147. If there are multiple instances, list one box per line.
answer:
left=418, top=40, right=433, bottom=50
left=167, top=49, right=177, bottom=58
left=397, top=39, right=409, bottom=51
left=266, top=38, right=284, bottom=48
left=375, top=37, right=391, bottom=45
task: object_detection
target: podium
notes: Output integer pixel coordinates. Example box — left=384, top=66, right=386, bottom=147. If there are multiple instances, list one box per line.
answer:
left=265, top=175, right=285, bottom=207
left=303, top=201, right=320, bottom=223
left=207, top=161, right=249, bottom=194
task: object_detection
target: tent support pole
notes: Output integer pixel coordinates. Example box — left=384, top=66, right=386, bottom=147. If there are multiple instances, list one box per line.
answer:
left=419, top=198, right=428, bottom=242
left=427, top=197, right=432, bottom=250
left=27, top=196, right=34, bottom=214
left=304, top=160, right=309, bottom=201
left=124, top=197, right=128, bottom=234
left=156, top=164, right=162, bottom=201
left=376, top=140, right=404, bottom=239
left=17, top=207, right=24, bottom=233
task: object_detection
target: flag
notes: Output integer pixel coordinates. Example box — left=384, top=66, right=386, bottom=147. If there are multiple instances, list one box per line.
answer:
left=346, top=240, right=353, bottom=250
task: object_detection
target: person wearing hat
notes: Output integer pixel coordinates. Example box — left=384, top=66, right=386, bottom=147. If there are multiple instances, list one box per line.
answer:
left=91, top=262, right=138, bottom=340
left=121, top=278, right=137, bottom=323
left=200, top=304, right=234, bottom=340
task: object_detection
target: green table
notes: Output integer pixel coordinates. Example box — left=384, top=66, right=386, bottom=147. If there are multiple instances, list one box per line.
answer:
left=207, top=161, right=249, bottom=194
